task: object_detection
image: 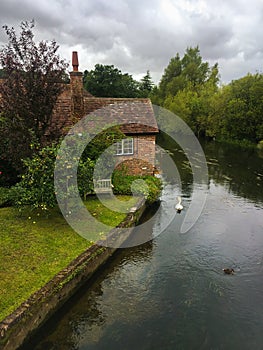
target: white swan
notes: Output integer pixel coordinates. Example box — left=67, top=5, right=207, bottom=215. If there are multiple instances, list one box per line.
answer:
left=175, top=196, right=183, bottom=213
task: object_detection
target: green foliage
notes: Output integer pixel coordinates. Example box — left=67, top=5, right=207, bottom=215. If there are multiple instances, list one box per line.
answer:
left=257, top=140, right=263, bottom=150
left=156, top=47, right=219, bottom=99
left=112, top=169, right=162, bottom=204
left=82, top=126, right=124, bottom=161
left=0, top=187, right=11, bottom=207
left=152, top=46, right=219, bottom=137
left=0, top=186, right=24, bottom=207
left=13, top=144, right=59, bottom=208
left=77, top=157, right=94, bottom=198
left=84, top=64, right=138, bottom=97
left=158, top=53, right=182, bottom=98
left=139, top=70, right=155, bottom=97
left=152, top=46, right=263, bottom=145
left=12, top=142, right=95, bottom=209
left=11, top=128, right=126, bottom=209
left=83, top=64, right=154, bottom=98
left=216, top=74, right=263, bottom=142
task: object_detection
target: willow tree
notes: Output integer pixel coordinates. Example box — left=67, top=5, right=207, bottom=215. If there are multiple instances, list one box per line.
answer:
left=0, top=20, right=68, bottom=176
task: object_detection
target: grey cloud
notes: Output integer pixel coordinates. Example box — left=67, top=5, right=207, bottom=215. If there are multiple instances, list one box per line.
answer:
left=0, top=0, right=64, bottom=29
left=0, top=0, right=262, bottom=84
left=192, top=20, right=235, bottom=60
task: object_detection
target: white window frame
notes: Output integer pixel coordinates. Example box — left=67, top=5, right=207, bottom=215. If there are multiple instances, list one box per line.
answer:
left=115, top=138, right=134, bottom=155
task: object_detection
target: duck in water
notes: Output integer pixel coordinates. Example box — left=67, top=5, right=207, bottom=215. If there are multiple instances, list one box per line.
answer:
left=175, top=196, right=183, bottom=213
left=223, top=268, right=235, bottom=275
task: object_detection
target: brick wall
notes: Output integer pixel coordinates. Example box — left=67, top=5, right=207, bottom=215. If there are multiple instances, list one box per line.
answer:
left=115, top=135, right=156, bottom=175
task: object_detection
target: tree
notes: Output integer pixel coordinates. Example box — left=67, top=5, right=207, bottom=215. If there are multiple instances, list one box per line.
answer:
left=212, top=74, right=263, bottom=142
left=83, top=64, right=141, bottom=97
left=155, top=47, right=220, bottom=136
left=139, top=70, right=154, bottom=97
left=155, top=46, right=219, bottom=100
left=181, top=46, right=210, bottom=86
left=0, top=20, right=68, bottom=175
left=158, top=53, right=182, bottom=98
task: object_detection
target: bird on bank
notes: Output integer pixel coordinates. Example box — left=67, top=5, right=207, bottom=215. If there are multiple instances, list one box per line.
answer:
left=223, top=268, right=235, bottom=275
left=175, top=196, right=183, bottom=213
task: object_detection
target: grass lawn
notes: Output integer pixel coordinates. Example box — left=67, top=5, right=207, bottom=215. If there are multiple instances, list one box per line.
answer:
left=0, top=195, right=137, bottom=321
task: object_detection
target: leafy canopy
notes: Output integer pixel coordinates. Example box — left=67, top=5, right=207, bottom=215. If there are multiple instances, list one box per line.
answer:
left=83, top=64, right=154, bottom=98
left=152, top=46, right=220, bottom=137
left=211, top=74, right=263, bottom=142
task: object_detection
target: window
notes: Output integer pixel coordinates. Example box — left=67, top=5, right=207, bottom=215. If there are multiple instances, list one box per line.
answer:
left=115, top=138, right=134, bottom=155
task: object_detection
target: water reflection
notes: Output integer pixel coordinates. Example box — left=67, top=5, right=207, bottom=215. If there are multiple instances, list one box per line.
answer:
left=158, top=133, right=263, bottom=205
left=204, top=140, right=263, bottom=205
left=20, top=139, right=263, bottom=350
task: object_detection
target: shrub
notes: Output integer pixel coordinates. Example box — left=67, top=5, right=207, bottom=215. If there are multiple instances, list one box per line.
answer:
left=77, top=158, right=94, bottom=198
left=257, top=140, right=263, bottom=150
left=13, top=143, right=95, bottom=209
left=0, top=186, right=24, bottom=207
left=112, top=169, right=162, bottom=204
left=0, top=187, right=11, bottom=207
left=13, top=144, right=59, bottom=208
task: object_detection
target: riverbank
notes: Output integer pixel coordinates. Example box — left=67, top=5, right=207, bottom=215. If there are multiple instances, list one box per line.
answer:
left=0, top=196, right=147, bottom=350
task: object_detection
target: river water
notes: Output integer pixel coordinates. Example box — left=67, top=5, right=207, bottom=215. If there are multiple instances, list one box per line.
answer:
left=21, top=139, right=263, bottom=350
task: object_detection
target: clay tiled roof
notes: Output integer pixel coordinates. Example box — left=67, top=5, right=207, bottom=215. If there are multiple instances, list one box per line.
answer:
left=82, top=97, right=159, bottom=134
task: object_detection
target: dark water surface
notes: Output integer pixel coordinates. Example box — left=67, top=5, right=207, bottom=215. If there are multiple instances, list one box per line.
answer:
left=21, top=140, right=263, bottom=350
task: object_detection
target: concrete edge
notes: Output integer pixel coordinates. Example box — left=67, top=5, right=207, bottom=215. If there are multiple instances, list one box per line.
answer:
left=0, top=197, right=146, bottom=350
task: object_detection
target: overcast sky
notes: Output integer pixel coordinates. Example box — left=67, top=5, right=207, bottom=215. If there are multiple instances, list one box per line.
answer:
left=0, top=0, right=263, bottom=84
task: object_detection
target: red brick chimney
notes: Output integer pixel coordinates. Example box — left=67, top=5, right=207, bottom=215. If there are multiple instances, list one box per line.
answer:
left=72, top=51, right=79, bottom=72
left=70, top=51, right=84, bottom=118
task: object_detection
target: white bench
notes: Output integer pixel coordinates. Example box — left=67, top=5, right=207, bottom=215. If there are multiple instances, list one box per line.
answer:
left=93, top=179, right=113, bottom=194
